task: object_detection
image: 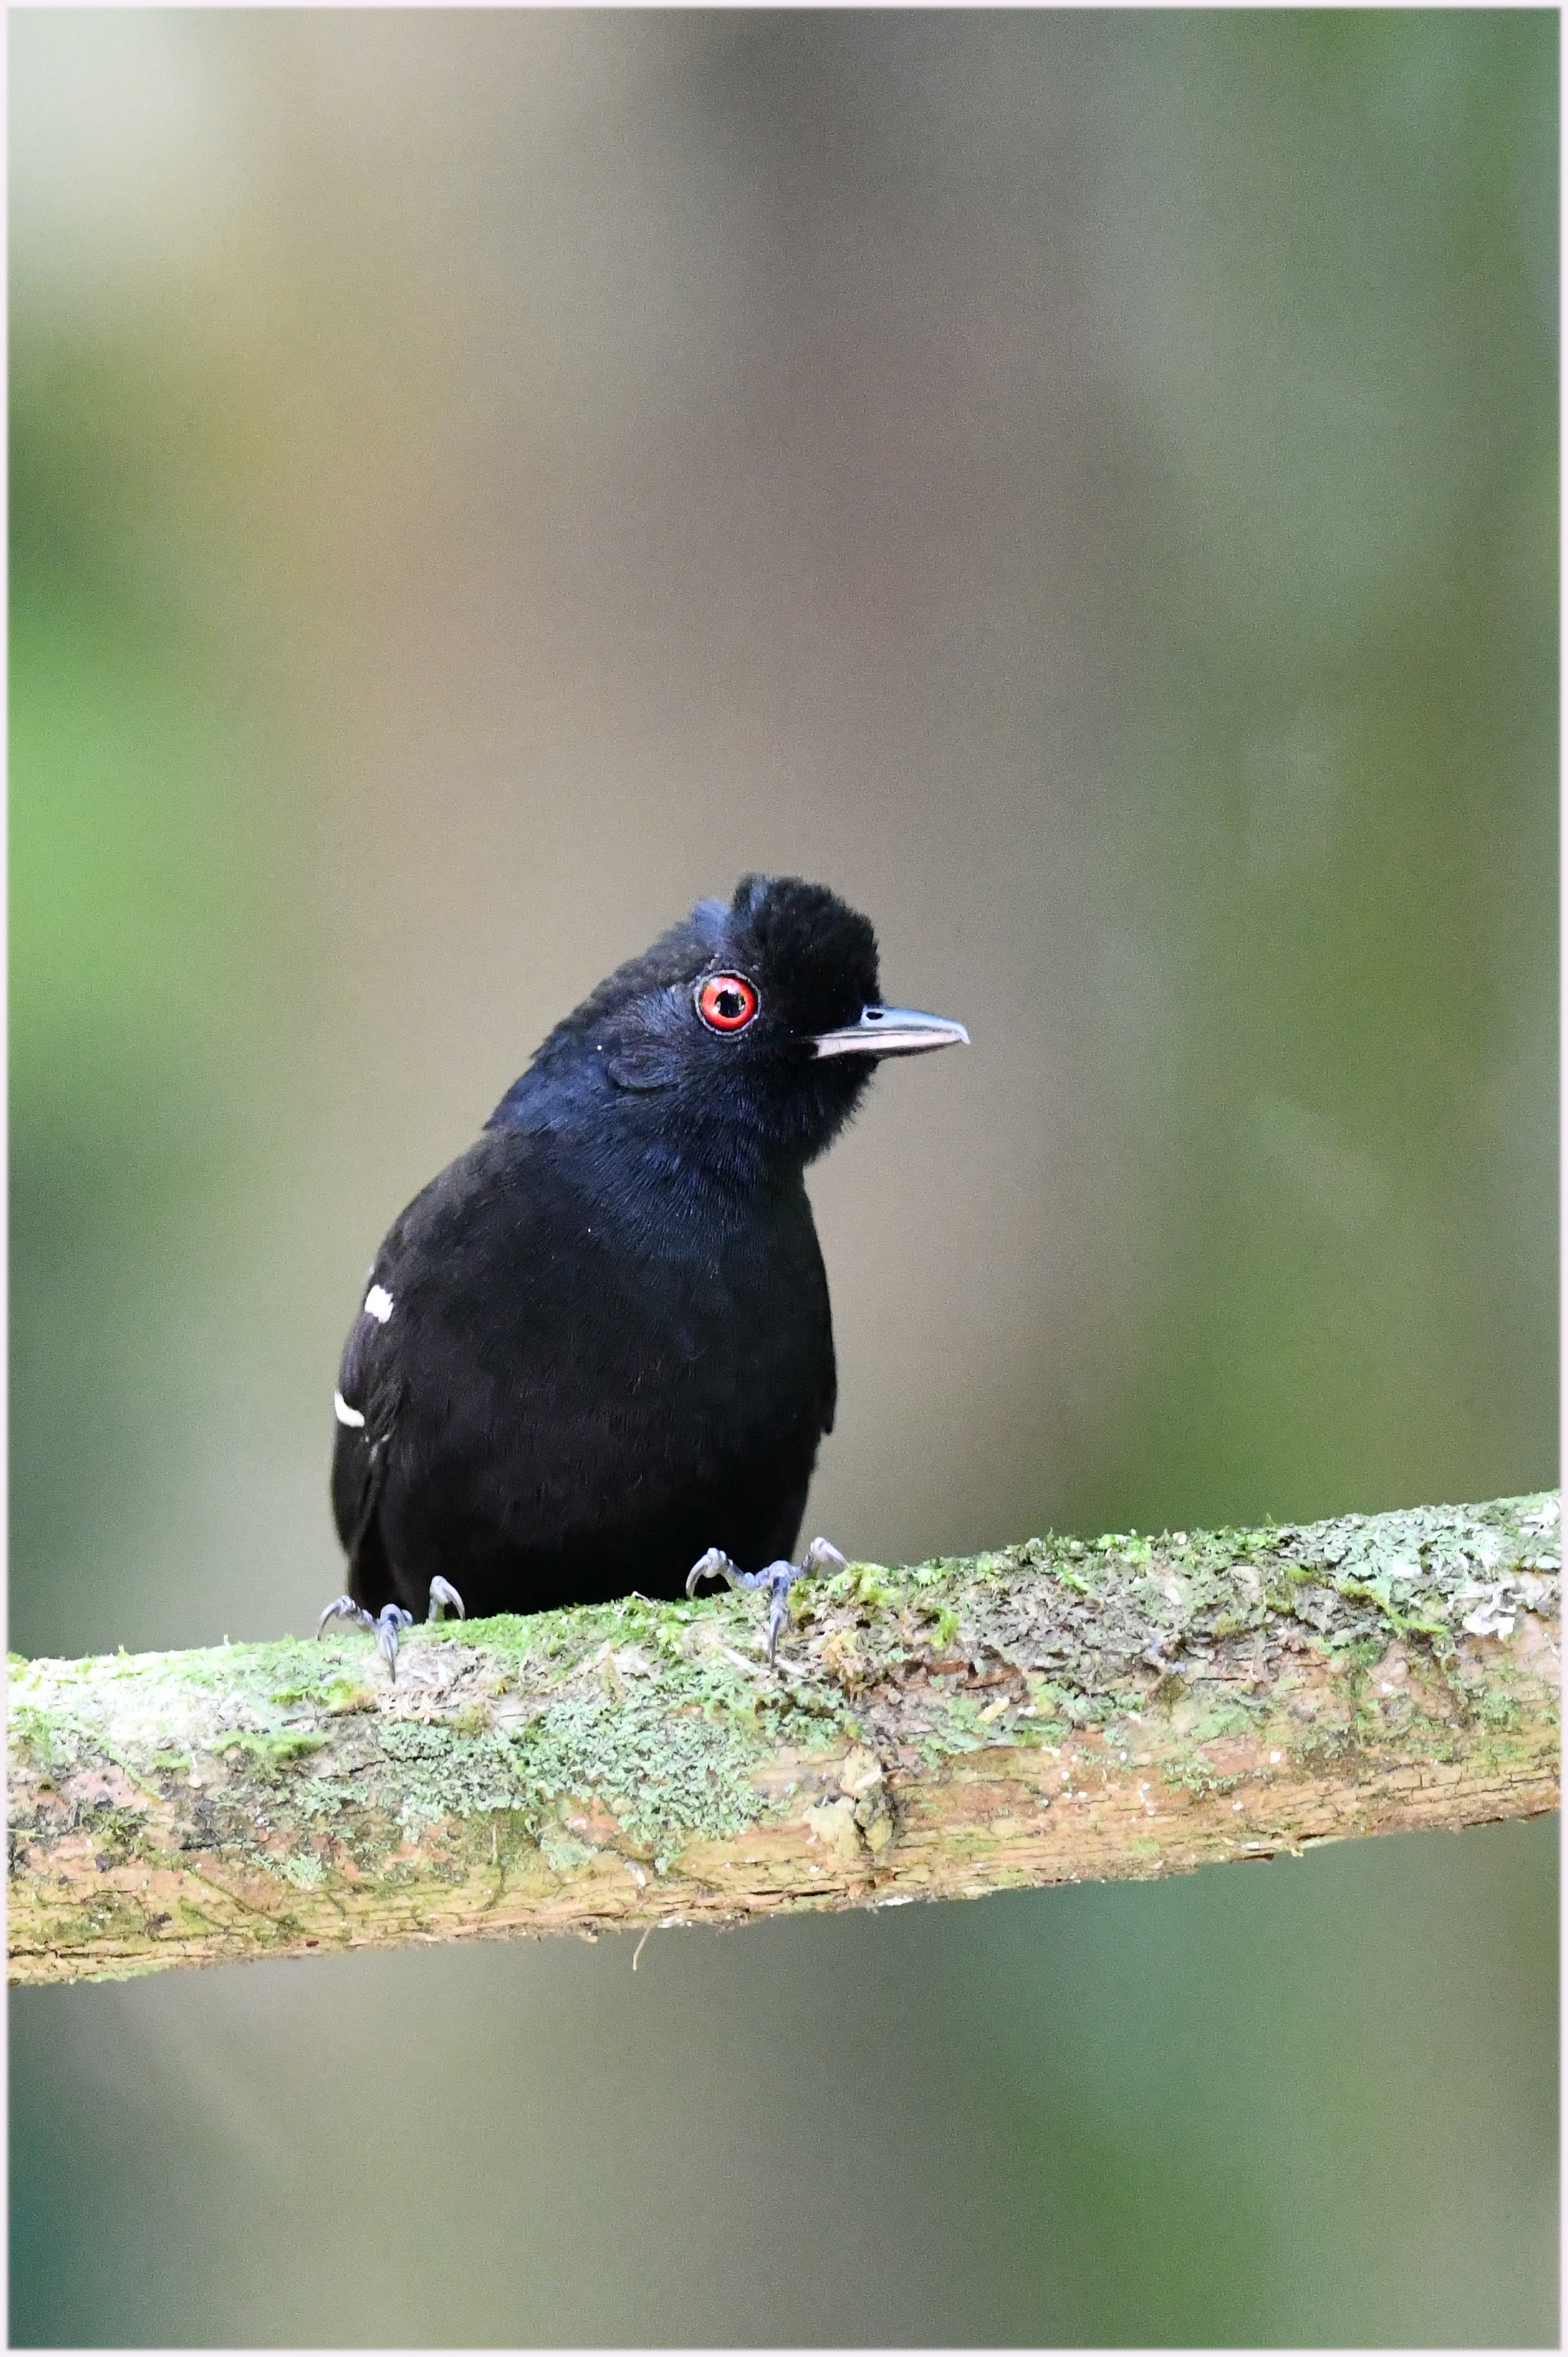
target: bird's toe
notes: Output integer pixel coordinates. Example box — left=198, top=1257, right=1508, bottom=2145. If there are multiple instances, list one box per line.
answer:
left=762, top=1570, right=797, bottom=1664
left=318, top=1594, right=373, bottom=1639
left=427, top=1576, right=465, bottom=1622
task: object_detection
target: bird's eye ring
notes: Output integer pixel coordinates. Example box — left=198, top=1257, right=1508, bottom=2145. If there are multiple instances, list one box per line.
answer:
left=696, top=973, right=760, bottom=1033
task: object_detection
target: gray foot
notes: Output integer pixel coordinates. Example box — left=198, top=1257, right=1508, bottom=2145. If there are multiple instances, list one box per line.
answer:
left=685, top=1536, right=847, bottom=1664
left=318, top=1575, right=464, bottom=1678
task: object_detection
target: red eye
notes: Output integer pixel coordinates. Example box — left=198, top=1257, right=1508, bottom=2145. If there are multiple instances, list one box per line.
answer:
left=696, top=973, right=760, bottom=1032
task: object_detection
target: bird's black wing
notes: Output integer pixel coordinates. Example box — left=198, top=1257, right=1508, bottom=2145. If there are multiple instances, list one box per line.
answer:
left=328, top=1133, right=542, bottom=1608
left=330, top=1277, right=404, bottom=1587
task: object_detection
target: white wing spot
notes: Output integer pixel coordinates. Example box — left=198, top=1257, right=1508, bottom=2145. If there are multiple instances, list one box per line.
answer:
left=334, top=1390, right=366, bottom=1429
left=363, top=1284, right=394, bottom=1324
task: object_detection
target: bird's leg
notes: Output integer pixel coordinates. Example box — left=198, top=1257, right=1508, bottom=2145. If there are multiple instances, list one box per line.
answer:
left=685, top=1536, right=848, bottom=1664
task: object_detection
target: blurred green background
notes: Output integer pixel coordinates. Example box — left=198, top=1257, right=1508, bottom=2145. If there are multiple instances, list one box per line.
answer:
left=9, top=9, right=1557, bottom=2346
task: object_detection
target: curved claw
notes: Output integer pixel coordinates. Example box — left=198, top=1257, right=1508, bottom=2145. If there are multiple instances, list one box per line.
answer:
left=763, top=1574, right=793, bottom=1666
left=686, top=1546, right=740, bottom=1599
left=428, top=1576, right=464, bottom=1622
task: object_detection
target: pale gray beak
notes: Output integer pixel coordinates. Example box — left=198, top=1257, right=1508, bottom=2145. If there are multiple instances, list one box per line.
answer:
left=808, top=1005, right=970, bottom=1059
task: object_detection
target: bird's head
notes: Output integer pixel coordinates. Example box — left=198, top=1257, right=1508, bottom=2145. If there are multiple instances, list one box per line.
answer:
left=497, top=875, right=968, bottom=1185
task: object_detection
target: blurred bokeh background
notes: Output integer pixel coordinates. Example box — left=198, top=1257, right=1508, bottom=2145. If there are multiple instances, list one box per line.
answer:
left=9, top=8, right=1557, bottom=2346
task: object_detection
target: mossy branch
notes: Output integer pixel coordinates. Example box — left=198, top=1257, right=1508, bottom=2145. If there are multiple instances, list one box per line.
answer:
left=8, top=1492, right=1559, bottom=1987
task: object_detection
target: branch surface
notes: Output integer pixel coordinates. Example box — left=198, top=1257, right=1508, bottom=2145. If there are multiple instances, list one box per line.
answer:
left=8, top=1492, right=1559, bottom=1987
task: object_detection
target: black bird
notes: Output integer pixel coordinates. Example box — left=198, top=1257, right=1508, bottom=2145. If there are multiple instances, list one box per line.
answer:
left=321, top=875, right=967, bottom=1670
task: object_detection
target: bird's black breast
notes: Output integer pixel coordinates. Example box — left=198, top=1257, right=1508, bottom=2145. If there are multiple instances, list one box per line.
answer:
left=333, top=1127, right=836, bottom=1619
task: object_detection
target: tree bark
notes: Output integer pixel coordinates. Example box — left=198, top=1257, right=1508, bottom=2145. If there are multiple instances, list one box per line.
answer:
left=8, top=1492, right=1559, bottom=1987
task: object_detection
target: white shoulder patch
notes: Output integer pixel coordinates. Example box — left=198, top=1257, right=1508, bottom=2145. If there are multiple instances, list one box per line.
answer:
left=363, top=1283, right=394, bottom=1324
left=334, top=1390, right=367, bottom=1428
